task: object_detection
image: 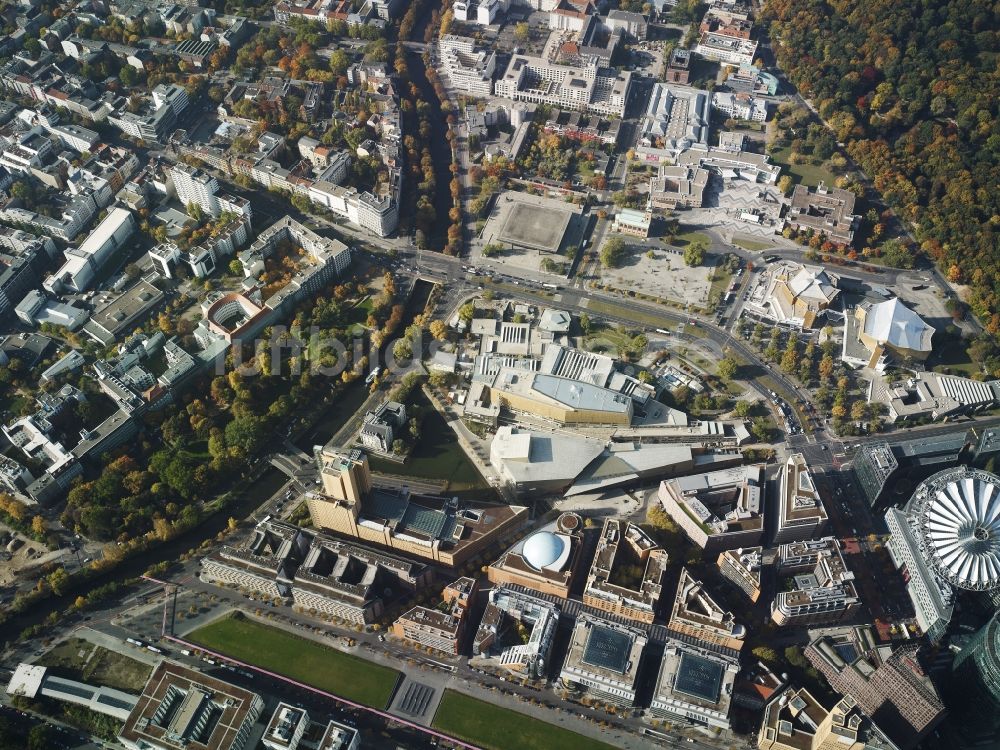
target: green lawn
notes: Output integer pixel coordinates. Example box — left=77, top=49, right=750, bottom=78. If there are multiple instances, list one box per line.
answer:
left=732, top=237, right=774, bottom=252
left=770, top=146, right=838, bottom=188
left=930, top=335, right=979, bottom=377
left=673, top=229, right=712, bottom=248
left=186, top=615, right=400, bottom=708
left=708, top=266, right=734, bottom=305
left=432, top=691, right=617, bottom=750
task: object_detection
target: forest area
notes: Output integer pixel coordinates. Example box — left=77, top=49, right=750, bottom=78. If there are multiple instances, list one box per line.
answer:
left=763, top=0, right=1000, bottom=364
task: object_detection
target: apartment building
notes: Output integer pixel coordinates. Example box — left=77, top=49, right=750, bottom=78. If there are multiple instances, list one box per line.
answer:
left=582, top=519, right=667, bottom=624
left=716, top=546, right=763, bottom=603
left=391, top=577, right=477, bottom=654
left=439, top=35, right=497, bottom=97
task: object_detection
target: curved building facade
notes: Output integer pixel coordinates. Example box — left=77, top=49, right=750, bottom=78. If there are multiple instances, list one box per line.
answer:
left=950, top=609, right=1000, bottom=742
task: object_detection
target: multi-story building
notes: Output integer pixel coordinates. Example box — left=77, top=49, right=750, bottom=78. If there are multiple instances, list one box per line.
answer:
left=44, top=207, right=137, bottom=294
left=806, top=636, right=945, bottom=749
left=884, top=507, right=954, bottom=643
left=650, top=639, right=740, bottom=729
left=668, top=568, right=745, bottom=654
left=494, top=55, right=632, bottom=117
left=657, top=465, right=765, bottom=552
left=786, top=182, right=861, bottom=246
left=359, top=400, right=407, bottom=454
left=118, top=662, right=265, bottom=750
left=712, top=92, right=770, bottom=122
left=582, top=519, right=667, bottom=624
left=885, top=467, right=1000, bottom=640
left=774, top=453, right=828, bottom=544
left=853, top=442, right=898, bottom=506
left=0, top=241, right=49, bottom=318
left=559, top=614, right=647, bottom=706
left=308, top=448, right=528, bottom=566
left=439, top=35, right=497, bottom=97
left=152, top=84, right=190, bottom=120
left=758, top=688, right=898, bottom=750
left=649, top=164, right=709, bottom=210
left=168, top=163, right=251, bottom=220
left=717, top=546, right=762, bottom=603
left=771, top=538, right=860, bottom=627
left=472, top=586, right=558, bottom=680
left=317, top=719, right=360, bottom=750
left=949, top=608, right=1000, bottom=744
left=488, top=512, right=584, bottom=598
left=262, top=703, right=309, bottom=750
left=694, top=32, right=757, bottom=66
left=200, top=518, right=431, bottom=625
left=612, top=208, right=651, bottom=237
left=391, top=577, right=477, bottom=655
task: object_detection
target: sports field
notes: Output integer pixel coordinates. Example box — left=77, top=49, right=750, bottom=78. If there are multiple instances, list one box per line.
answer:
left=431, top=690, right=617, bottom=750
left=186, top=614, right=400, bottom=707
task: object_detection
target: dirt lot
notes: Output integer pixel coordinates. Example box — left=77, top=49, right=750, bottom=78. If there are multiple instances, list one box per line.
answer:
left=37, top=638, right=152, bottom=693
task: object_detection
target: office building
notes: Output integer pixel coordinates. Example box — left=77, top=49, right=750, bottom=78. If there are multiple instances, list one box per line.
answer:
left=649, top=164, right=709, bottom=210
left=359, top=400, right=406, bottom=454
left=771, top=538, right=860, bottom=627
left=308, top=448, right=528, bottom=567
left=200, top=518, right=431, bottom=625
left=6, top=663, right=138, bottom=722
left=44, top=207, right=136, bottom=294
left=852, top=442, right=898, bottom=506
left=668, top=568, right=745, bottom=654
left=885, top=466, right=1000, bottom=641
left=717, top=546, right=763, bottom=602
left=806, top=637, right=945, bottom=749
left=758, top=689, right=899, bottom=750
left=657, top=465, right=765, bottom=552
left=712, top=91, right=770, bottom=122
left=948, top=608, right=1000, bottom=744
left=694, top=32, right=757, bottom=66
left=559, top=614, right=647, bottom=706
left=774, top=453, right=828, bottom=544
left=650, top=639, right=740, bottom=729
left=472, top=586, right=559, bottom=680
left=786, top=182, right=860, bottom=246
left=262, top=703, right=309, bottom=750
left=118, top=662, right=264, bottom=750
left=488, top=512, right=584, bottom=598
left=582, top=519, right=667, bottom=624
left=317, top=720, right=359, bottom=750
